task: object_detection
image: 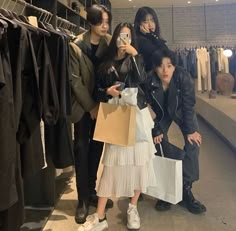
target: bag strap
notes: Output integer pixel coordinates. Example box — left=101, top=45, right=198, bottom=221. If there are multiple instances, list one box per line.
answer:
left=159, top=143, right=164, bottom=157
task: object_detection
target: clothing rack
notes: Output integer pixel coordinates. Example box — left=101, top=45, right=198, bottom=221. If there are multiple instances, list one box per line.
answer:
left=171, top=41, right=236, bottom=50
left=0, top=0, right=80, bottom=32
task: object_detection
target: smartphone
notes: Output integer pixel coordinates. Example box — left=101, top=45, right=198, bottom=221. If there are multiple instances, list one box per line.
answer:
left=117, top=32, right=129, bottom=46
left=115, top=81, right=125, bottom=91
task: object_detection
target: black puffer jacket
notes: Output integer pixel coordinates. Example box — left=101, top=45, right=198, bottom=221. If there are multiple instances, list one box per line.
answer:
left=145, top=66, right=198, bottom=136
left=95, top=54, right=147, bottom=109
left=136, top=31, right=168, bottom=72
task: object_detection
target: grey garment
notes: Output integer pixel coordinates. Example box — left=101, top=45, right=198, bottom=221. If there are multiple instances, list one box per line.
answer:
left=180, top=51, right=188, bottom=71
left=161, top=113, right=200, bottom=183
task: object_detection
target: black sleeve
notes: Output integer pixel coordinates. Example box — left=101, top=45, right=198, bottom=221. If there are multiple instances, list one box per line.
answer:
left=94, top=69, right=117, bottom=102
left=130, top=55, right=147, bottom=84
left=181, top=71, right=198, bottom=134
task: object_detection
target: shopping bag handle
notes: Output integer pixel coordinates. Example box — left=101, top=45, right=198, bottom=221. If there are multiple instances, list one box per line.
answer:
left=159, top=143, right=164, bottom=157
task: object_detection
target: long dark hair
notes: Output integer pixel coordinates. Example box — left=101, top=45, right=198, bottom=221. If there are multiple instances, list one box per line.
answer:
left=134, top=6, right=160, bottom=36
left=98, top=22, right=137, bottom=73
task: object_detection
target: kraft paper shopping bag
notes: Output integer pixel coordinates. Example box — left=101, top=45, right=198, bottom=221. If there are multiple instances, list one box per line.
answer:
left=93, top=102, right=136, bottom=146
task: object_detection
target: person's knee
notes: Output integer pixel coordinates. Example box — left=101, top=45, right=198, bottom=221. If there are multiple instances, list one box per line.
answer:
left=184, top=141, right=199, bottom=154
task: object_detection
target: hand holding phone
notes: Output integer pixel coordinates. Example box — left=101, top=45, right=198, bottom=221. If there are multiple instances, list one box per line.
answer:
left=115, top=81, right=125, bottom=91
left=117, top=32, right=130, bottom=47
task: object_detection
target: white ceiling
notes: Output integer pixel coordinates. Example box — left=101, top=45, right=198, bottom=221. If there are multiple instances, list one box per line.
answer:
left=110, top=0, right=236, bottom=8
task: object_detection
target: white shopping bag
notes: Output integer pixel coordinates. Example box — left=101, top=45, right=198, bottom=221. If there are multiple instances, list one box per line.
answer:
left=146, top=144, right=183, bottom=204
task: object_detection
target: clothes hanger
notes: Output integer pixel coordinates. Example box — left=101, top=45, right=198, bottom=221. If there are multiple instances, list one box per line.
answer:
left=0, top=0, right=18, bottom=28
left=0, top=18, right=8, bottom=34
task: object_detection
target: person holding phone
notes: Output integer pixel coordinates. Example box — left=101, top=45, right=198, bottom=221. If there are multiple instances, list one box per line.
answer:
left=78, top=22, right=156, bottom=231
left=134, top=6, right=168, bottom=72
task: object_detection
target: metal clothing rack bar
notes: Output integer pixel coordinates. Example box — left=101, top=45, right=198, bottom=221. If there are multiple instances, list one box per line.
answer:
left=5, top=0, right=78, bottom=30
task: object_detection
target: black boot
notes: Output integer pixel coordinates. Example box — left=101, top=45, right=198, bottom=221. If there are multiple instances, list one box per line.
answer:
left=183, top=182, right=206, bottom=214
left=155, top=200, right=171, bottom=211
left=89, top=194, right=114, bottom=209
left=75, top=199, right=89, bottom=224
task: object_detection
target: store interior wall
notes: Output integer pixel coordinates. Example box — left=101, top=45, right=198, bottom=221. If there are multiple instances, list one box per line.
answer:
left=111, top=3, right=236, bottom=48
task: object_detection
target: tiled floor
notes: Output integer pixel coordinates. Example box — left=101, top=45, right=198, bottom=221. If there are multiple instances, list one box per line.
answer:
left=42, top=117, right=236, bottom=231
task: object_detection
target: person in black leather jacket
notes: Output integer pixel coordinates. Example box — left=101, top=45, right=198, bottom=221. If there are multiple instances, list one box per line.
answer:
left=95, top=25, right=147, bottom=108
left=134, top=6, right=168, bottom=72
left=145, top=48, right=207, bottom=214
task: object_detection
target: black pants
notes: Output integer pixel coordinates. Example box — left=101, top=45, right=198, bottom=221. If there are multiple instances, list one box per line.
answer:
left=161, top=113, right=200, bottom=184
left=73, top=113, right=104, bottom=200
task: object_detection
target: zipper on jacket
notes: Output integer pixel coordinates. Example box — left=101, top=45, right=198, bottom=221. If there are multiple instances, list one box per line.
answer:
left=111, top=65, right=120, bottom=79
left=175, top=90, right=182, bottom=122
left=151, top=92, right=164, bottom=122
left=132, top=56, right=141, bottom=77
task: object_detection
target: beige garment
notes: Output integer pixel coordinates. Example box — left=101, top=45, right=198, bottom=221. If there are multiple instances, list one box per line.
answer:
left=217, top=48, right=229, bottom=73
left=197, top=48, right=212, bottom=91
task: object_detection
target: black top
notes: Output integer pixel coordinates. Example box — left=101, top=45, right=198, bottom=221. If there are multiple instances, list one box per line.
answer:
left=91, top=43, right=99, bottom=67
left=136, top=31, right=168, bottom=72
left=95, top=55, right=147, bottom=109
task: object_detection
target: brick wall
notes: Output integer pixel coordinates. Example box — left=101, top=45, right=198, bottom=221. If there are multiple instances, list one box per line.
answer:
left=111, top=4, right=236, bottom=48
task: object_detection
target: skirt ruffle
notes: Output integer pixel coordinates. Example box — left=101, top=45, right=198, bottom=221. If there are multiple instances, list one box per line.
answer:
left=97, top=107, right=156, bottom=197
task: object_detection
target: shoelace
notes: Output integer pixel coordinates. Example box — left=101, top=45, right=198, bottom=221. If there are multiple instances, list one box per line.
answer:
left=82, top=214, right=98, bottom=227
left=128, top=207, right=139, bottom=222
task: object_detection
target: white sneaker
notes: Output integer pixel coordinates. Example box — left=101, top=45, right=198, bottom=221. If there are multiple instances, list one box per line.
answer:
left=127, top=203, right=140, bottom=230
left=77, top=213, right=108, bottom=231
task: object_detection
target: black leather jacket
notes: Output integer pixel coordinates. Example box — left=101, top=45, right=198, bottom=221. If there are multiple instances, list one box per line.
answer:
left=145, top=66, right=198, bottom=136
left=136, top=31, right=168, bottom=72
left=95, top=54, right=147, bottom=109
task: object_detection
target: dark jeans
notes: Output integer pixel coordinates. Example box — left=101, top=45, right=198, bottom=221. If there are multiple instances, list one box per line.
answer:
left=73, top=113, right=104, bottom=200
left=161, top=113, right=200, bottom=184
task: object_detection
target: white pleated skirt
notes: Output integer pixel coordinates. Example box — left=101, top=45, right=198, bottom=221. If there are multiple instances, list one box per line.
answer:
left=97, top=107, right=156, bottom=198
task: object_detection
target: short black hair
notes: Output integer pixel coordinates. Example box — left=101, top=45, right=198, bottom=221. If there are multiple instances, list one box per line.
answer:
left=151, top=49, right=177, bottom=68
left=86, top=4, right=112, bottom=26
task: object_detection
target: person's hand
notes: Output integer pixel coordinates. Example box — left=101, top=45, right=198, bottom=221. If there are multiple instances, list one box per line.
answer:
left=119, top=37, right=138, bottom=56
left=187, top=132, right=202, bottom=146
left=153, top=134, right=163, bottom=144
left=139, top=24, right=150, bottom=34
left=89, top=104, right=99, bottom=120
left=106, top=84, right=121, bottom=97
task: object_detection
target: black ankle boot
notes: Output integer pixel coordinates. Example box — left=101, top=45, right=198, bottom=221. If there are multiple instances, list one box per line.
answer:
left=183, top=183, right=206, bottom=214
left=75, top=199, right=89, bottom=224
left=89, top=194, right=114, bottom=209
left=155, top=200, right=171, bottom=211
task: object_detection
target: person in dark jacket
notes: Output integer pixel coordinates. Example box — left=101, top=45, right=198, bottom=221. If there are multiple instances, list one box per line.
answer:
left=77, top=22, right=156, bottom=231
left=134, top=6, right=168, bottom=72
left=69, top=4, right=113, bottom=224
left=145, top=48, right=207, bottom=214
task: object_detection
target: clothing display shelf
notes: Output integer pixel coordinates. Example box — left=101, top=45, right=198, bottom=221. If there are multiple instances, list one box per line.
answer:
left=79, top=0, right=99, bottom=8
left=79, top=0, right=111, bottom=8
left=28, top=0, right=88, bottom=32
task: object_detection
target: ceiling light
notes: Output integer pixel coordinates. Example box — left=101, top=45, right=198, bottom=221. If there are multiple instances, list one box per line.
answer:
left=187, top=1, right=191, bottom=3
left=128, top=0, right=132, bottom=2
